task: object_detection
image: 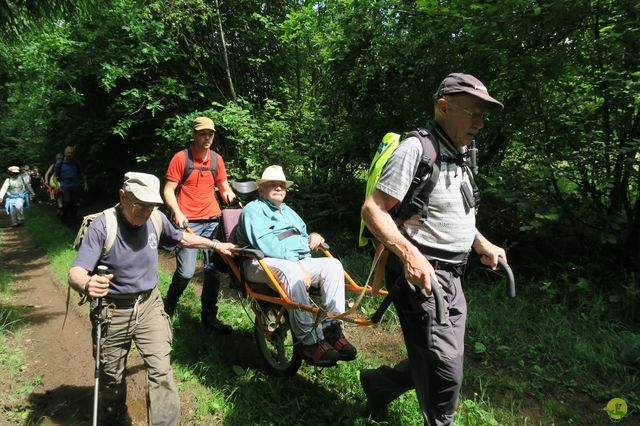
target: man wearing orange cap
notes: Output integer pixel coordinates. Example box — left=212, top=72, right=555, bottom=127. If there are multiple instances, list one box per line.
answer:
left=163, top=117, right=236, bottom=334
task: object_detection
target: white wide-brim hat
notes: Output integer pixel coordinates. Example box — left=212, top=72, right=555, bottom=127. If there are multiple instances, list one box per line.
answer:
left=7, top=166, right=20, bottom=173
left=256, top=165, right=293, bottom=188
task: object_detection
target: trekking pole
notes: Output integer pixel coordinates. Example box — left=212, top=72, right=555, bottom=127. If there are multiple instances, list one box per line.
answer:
left=497, top=257, right=516, bottom=298
left=92, top=265, right=108, bottom=426
left=371, top=275, right=446, bottom=325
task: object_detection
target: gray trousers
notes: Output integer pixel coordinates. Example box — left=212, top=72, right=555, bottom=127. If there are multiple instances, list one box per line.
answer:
left=244, top=257, right=345, bottom=345
left=366, top=264, right=467, bottom=426
left=92, top=287, right=180, bottom=425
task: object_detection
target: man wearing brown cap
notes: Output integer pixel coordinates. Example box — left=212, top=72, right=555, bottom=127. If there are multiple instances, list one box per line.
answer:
left=360, top=73, right=507, bottom=425
left=68, top=172, right=235, bottom=424
left=163, top=117, right=236, bottom=333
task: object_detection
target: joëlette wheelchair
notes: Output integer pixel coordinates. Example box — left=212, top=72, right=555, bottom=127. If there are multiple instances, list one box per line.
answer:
left=216, top=182, right=515, bottom=376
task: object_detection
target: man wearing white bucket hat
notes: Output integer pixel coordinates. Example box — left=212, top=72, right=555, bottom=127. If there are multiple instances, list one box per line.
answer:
left=236, top=165, right=357, bottom=367
left=0, top=166, right=35, bottom=227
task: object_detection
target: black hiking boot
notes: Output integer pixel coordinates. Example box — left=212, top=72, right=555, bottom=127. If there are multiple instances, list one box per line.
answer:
left=202, top=314, right=233, bottom=335
left=301, top=340, right=340, bottom=367
left=323, top=322, right=357, bottom=361
left=360, top=369, right=389, bottom=421
left=163, top=298, right=176, bottom=317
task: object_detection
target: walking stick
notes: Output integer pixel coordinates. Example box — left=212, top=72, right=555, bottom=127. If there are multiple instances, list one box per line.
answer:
left=93, top=265, right=108, bottom=426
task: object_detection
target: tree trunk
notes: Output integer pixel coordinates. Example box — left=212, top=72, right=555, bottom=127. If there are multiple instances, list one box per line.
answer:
left=214, top=0, right=236, bottom=101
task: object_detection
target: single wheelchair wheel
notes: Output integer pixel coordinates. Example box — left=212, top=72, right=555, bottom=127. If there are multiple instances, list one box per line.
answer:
left=254, top=306, right=302, bottom=376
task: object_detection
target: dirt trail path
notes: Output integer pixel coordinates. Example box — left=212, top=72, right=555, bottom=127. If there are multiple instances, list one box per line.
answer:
left=0, top=207, right=406, bottom=425
left=1, top=220, right=148, bottom=425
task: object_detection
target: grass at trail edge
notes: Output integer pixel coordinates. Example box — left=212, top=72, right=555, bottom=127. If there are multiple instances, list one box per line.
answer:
left=20, top=205, right=640, bottom=424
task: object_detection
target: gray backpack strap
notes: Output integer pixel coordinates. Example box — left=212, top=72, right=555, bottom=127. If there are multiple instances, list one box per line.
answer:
left=102, top=207, right=162, bottom=256
left=150, top=209, right=163, bottom=240
left=102, top=207, right=118, bottom=256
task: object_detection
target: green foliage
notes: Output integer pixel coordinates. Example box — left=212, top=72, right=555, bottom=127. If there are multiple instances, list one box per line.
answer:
left=464, top=273, right=640, bottom=423
left=0, top=0, right=638, bottom=386
left=23, top=206, right=77, bottom=284
left=0, top=229, right=37, bottom=423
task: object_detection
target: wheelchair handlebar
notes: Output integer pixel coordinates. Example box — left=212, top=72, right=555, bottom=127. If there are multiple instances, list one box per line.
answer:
left=370, top=275, right=446, bottom=325
left=231, top=247, right=265, bottom=259
left=497, top=257, right=516, bottom=298
left=430, top=277, right=446, bottom=325
left=230, top=180, right=258, bottom=195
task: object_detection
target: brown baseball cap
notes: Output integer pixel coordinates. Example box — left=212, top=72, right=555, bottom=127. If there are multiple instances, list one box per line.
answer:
left=192, top=116, right=215, bottom=132
left=434, top=73, right=503, bottom=109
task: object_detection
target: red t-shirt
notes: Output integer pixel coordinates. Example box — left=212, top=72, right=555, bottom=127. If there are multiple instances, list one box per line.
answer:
left=165, top=146, right=228, bottom=219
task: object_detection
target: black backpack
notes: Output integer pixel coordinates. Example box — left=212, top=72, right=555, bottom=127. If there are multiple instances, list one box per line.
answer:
left=360, top=125, right=480, bottom=247
left=396, top=127, right=481, bottom=223
left=176, top=148, right=218, bottom=195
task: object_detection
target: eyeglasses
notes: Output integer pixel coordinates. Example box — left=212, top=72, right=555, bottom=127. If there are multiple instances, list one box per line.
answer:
left=262, top=181, right=287, bottom=189
left=447, top=101, right=490, bottom=122
left=126, top=197, right=156, bottom=212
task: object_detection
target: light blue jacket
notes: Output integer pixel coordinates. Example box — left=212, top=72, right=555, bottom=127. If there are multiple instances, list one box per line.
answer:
left=236, top=198, right=311, bottom=262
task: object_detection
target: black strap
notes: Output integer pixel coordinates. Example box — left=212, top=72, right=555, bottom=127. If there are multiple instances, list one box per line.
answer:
left=432, top=260, right=466, bottom=277
left=277, top=228, right=301, bottom=241
left=394, top=127, right=440, bottom=222
left=176, top=148, right=219, bottom=195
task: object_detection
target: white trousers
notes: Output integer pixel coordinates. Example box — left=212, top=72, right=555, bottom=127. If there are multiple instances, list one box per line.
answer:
left=244, top=257, right=345, bottom=345
left=6, top=197, right=25, bottom=225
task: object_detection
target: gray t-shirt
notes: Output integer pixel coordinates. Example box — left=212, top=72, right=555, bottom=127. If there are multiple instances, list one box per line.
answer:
left=73, top=209, right=183, bottom=294
left=376, top=132, right=476, bottom=262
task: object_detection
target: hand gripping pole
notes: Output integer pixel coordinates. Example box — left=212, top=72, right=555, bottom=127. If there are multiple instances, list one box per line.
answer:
left=371, top=275, right=446, bottom=325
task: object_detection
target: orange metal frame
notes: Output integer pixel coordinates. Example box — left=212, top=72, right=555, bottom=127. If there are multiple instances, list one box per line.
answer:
left=221, top=244, right=390, bottom=327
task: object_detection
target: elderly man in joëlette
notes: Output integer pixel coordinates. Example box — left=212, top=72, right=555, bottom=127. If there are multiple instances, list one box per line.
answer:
left=236, top=165, right=357, bottom=367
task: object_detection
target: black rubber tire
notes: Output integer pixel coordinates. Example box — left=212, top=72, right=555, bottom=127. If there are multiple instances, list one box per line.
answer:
left=254, top=311, right=302, bottom=376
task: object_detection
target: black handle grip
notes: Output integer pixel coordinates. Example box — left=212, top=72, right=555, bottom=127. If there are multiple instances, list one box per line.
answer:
left=497, top=257, right=515, bottom=298
left=96, top=265, right=108, bottom=277
left=370, top=276, right=447, bottom=325
left=430, top=276, right=446, bottom=325
left=370, top=283, right=397, bottom=324
left=95, top=265, right=108, bottom=308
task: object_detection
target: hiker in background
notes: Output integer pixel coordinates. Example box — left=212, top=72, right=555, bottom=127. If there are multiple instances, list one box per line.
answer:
left=236, top=165, right=357, bottom=367
left=360, top=73, right=506, bottom=424
left=29, top=166, right=45, bottom=201
left=20, top=165, right=31, bottom=185
left=67, top=172, right=236, bottom=425
left=55, top=146, right=88, bottom=224
left=162, top=116, right=236, bottom=334
left=0, top=166, right=35, bottom=227
left=44, top=153, right=63, bottom=205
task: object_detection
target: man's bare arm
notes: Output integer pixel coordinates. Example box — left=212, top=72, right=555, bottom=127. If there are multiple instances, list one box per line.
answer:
left=163, top=180, right=188, bottom=228
left=361, top=188, right=435, bottom=292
